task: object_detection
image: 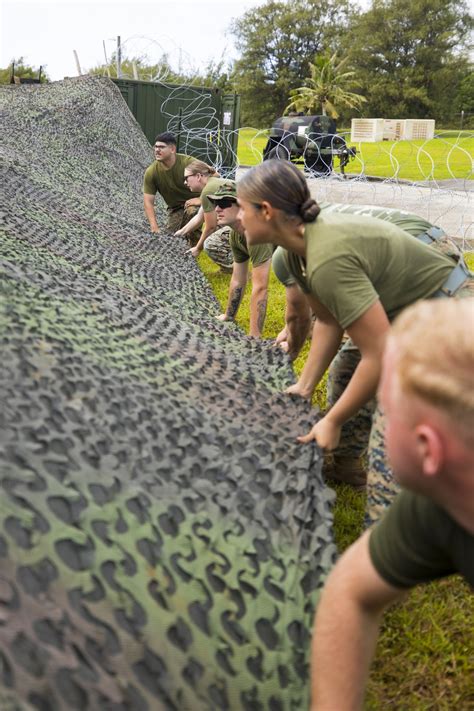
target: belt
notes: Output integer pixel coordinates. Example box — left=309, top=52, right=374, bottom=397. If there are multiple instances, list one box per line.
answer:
left=432, top=258, right=472, bottom=298
left=416, top=225, right=445, bottom=245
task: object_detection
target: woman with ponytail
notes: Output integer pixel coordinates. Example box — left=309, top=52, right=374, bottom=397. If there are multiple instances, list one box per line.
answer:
left=176, top=159, right=234, bottom=270
left=237, top=160, right=472, bottom=520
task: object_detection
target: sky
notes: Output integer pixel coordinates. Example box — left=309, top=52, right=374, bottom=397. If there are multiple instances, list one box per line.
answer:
left=1, top=0, right=270, bottom=80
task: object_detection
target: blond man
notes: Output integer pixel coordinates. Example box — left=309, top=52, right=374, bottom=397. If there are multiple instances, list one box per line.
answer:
left=311, top=298, right=474, bottom=711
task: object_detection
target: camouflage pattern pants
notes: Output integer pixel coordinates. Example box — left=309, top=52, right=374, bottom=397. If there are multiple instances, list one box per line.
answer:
left=326, top=340, right=388, bottom=523
left=203, top=227, right=234, bottom=269
left=166, top=204, right=201, bottom=246
left=328, top=271, right=474, bottom=526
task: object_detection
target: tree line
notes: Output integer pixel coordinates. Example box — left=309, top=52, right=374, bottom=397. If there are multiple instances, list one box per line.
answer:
left=2, top=0, right=472, bottom=128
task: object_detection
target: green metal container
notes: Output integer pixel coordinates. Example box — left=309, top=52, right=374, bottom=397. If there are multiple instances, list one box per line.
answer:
left=113, top=78, right=240, bottom=176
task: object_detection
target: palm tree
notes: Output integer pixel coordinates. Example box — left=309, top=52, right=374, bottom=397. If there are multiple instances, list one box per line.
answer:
left=285, top=53, right=366, bottom=118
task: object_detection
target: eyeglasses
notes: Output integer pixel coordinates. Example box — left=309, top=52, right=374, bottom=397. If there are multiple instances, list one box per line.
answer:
left=183, top=173, right=199, bottom=184
left=212, top=198, right=236, bottom=209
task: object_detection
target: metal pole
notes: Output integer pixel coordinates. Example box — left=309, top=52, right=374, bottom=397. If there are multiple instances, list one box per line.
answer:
left=116, top=36, right=122, bottom=78
left=73, top=50, right=82, bottom=75
left=176, top=108, right=182, bottom=152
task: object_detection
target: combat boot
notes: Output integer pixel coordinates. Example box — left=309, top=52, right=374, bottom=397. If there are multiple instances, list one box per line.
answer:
left=323, top=454, right=367, bottom=492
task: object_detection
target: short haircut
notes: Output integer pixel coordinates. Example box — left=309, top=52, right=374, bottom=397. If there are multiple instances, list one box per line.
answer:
left=389, top=298, right=474, bottom=441
left=154, top=132, right=176, bottom=146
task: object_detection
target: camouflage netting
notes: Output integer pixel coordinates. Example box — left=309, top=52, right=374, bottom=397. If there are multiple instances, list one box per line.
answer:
left=0, top=76, right=336, bottom=711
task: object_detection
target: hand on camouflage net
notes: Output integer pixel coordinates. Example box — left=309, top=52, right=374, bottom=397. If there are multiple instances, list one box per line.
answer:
left=174, top=227, right=186, bottom=237
left=276, top=340, right=290, bottom=353
left=297, top=415, right=341, bottom=450
left=188, top=245, right=202, bottom=258
left=285, top=382, right=312, bottom=400
left=274, top=327, right=289, bottom=353
left=150, top=226, right=159, bottom=235
left=275, top=326, right=288, bottom=345
left=217, top=313, right=230, bottom=322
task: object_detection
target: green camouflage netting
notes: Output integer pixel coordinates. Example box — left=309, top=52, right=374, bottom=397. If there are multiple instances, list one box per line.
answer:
left=0, top=76, right=336, bottom=711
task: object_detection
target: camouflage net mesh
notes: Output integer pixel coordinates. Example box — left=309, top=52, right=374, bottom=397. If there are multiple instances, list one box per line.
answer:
left=0, top=75, right=336, bottom=710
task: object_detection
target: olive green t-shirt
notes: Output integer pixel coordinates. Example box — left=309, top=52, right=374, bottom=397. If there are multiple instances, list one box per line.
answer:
left=143, top=154, right=199, bottom=208
left=229, top=229, right=273, bottom=267
left=369, top=491, right=474, bottom=588
left=272, top=202, right=447, bottom=292
left=296, top=212, right=454, bottom=328
left=201, top=177, right=234, bottom=213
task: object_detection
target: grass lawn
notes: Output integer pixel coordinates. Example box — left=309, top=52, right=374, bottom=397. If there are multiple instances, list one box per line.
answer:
left=198, top=251, right=474, bottom=710
left=237, top=128, right=474, bottom=182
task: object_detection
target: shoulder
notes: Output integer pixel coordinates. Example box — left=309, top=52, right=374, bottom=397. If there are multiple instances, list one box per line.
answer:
left=177, top=154, right=193, bottom=168
left=143, top=161, right=158, bottom=193
left=368, top=491, right=473, bottom=588
left=229, top=228, right=242, bottom=244
left=144, top=161, right=157, bottom=177
left=202, top=177, right=224, bottom=196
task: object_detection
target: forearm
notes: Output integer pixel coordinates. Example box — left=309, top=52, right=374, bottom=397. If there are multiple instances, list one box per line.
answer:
left=194, top=224, right=215, bottom=250
left=311, top=589, right=383, bottom=710
left=225, top=278, right=246, bottom=319
left=286, top=311, right=312, bottom=360
left=179, top=208, right=204, bottom=236
left=249, top=286, right=268, bottom=338
left=296, top=319, right=343, bottom=398
left=311, top=532, right=402, bottom=710
left=194, top=212, right=218, bottom=250
left=143, top=197, right=159, bottom=231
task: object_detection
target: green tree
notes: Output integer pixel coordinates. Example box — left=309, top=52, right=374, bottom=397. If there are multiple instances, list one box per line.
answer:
left=188, top=57, right=234, bottom=93
left=345, top=0, right=473, bottom=123
left=454, top=70, right=474, bottom=128
left=285, top=53, right=367, bottom=118
left=230, top=0, right=352, bottom=126
left=0, top=57, right=49, bottom=84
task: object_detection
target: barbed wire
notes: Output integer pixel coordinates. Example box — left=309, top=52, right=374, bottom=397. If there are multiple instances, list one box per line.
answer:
left=103, top=36, right=473, bottom=249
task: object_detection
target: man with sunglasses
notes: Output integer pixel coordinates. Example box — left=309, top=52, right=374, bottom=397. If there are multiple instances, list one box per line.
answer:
left=143, top=132, right=202, bottom=244
left=207, top=182, right=273, bottom=338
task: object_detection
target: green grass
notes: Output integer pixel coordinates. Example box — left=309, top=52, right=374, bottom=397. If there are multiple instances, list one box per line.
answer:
left=198, top=251, right=474, bottom=710
left=237, top=128, right=474, bottom=181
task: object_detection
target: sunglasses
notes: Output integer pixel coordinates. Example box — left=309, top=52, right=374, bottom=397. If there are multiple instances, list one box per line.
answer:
left=213, top=198, right=236, bottom=209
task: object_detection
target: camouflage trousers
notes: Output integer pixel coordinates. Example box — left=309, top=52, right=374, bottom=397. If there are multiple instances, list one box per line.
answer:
left=328, top=270, right=473, bottom=526
left=166, top=204, right=202, bottom=247
left=203, top=227, right=234, bottom=269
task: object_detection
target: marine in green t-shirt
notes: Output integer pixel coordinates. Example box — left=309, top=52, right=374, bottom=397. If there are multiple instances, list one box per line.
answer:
left=142, top=132, right=201, bottom=242
left=271, top=202, right=463, bottom=365
left=272, top=202, right=460, bottom=295
left=303, top=212, right=455, bottom=328
left=310, top=297, right=473, bottom=709
left=206, top=182, right=273, bottom=338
